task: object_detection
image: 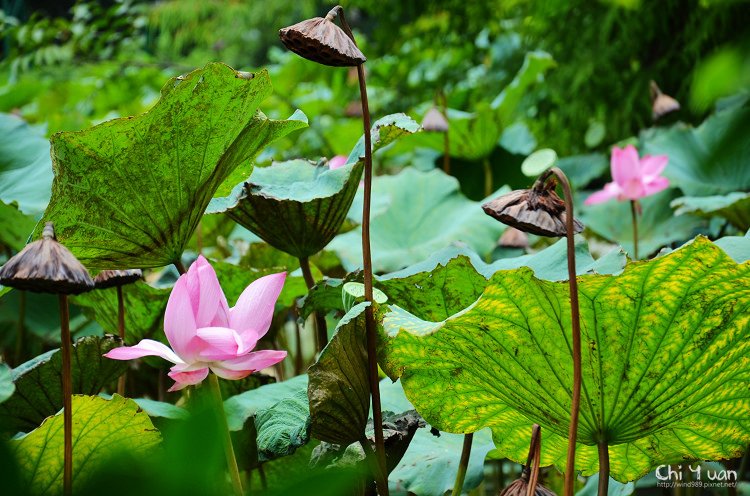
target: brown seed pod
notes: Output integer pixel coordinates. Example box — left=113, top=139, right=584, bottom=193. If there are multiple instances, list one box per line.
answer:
left=498, top=424, right=556, bottom=496
left=483, top=180, right=584, bottom=237
left=279, top=8, right=366, bottom=67
left=499, top=227, right=530, bottom=248
left=0, top=222, right=94, bottom=295
left=93, top=269, right=143, bottom=289
left=421, top=107, right=449, bottom=132
left=650, top=81, right=680, bottom=120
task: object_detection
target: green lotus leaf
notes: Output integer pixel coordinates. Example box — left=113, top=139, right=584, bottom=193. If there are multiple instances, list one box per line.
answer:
left=672, top=192, right=750, bottom=231
left=715, top=229, right=750, bottom=263
left=344, top=113, right=422, bottom=165
left=557, top=153, right=609, bottom=189
left=0, top=113, right=53, bottom=216
left=403, top=51, right=554, bottom=161
left=641, top=106, right=750, bottom=196
left=255, top=388, right=311, bottom=462
left=0, top=363, right=14, bottom=405
left=580, top=188, right=711, bottom=258
left=12, top=395, right=160, bottom=494
left=224, top=373, right=309, bottom=432
left=330, top=168, right=508, bottom=272
left=40, top=63, right=307, bottom=269
left=0, top=335, right=127, bottom=434
left=207, top=158, right=364, bottom=259
left=301, top=237, right=625, bottom=321
left=0, top=200, right=36, bottom=252
left=379, top=237, right=750, bottom=482
left=308, top=302, right=370, bottom=446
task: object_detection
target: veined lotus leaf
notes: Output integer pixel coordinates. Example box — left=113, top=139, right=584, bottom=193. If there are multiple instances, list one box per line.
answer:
left=330, top=168, right=508, bottom=272
left=580, top=188, right=711, bottom=258
left=0, top=335, right=127, bottom=434
left=344, top=113, right=422, bottom=166
left=0, top=113, right=53, bottom=216
left=0, top=363, right=13, bottom=404
left=402, top=52, right=554, bottom=161
left=641, top=106, right=750, bottom=196
left=12, top=395, right=160, bottom=494
left=40, top=63, right=307, bottom=269
left=207, top=159, right=364, bottom=259
left=224, top=373, right=309, bottom=432
left=301, top=238, right=625, bottom=321
left=379, top=237, right=750, bottom=482
left=308, top=302, right=370, bottom=446
left=255, top=388, right=311, bottom=462
left=672, top=192, right=750, bottom=231
left=0, top=200, right=36, bottom=251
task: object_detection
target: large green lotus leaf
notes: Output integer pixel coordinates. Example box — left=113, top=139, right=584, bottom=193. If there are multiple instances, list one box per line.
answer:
left=0, top=335, right=127, bottom=434
left=0, top=113, right=53, bottom=216
left=330, top=168, right=507, bottom=272
left=403, top=52, right=555, bottom=161
left=0, top=200, right=36, bottom=251
left=380, top=237, right=750, bottom=482
left=715, top=230, right=750, bottom=263
left=0, top=363, right=14, bottom=405
left=580, top=188, right=711, bottom=258
left=12, top=394, right=160, bottom=494
left=301, top=238, right=625, bottom=321
left=641, top=106, right=750, bottom=196
left=207, top=159, right=364, bottom=258
left=344, top=113, right=422, bottom=166
left=308, top=302, right=370, bottom=445
left=671, top=192, right=750, bottom=231
left=40, top=63, right=307, bottom=269
left=557, top=153, right=609, bottom=190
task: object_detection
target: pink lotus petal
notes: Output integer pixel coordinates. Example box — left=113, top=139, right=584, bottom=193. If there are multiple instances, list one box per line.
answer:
left=328, top=155, right=348, bottom=170
left=643, top=176, right=670, bottom=196
left=229, top=272, right=286, bottom=341
left=620, top=178, right=647, bottom=200
left=611, top=145, right=641, bottom=188
left=104, top=339, right=182, bottom=364
left=186, top=256, right=228, bottom=328
left=195, top=326, right=246, bottom=360
left=584, top=182, right=621, bottom=205
left=164, top=277, right=200, bottom=361
left=640, top=154, right=668, bottom=180
left=209, top=365, right=254, bottom=381
left=168, top=364, right=209, bottom=391
left=219, top=350, right=288, bottom=373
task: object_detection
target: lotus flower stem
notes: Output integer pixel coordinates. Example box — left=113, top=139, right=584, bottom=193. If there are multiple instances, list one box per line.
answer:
left=14, top=290, right=25, bottom=365
left=630, top=200, right=639, bottom=260
left=597, top=441, right=610, bottom=496
left=299, top=256, right=328, bottom=351
left=536, top=168, right=581, bottom=496
left=116, top=285, right=127, bottom=396
left=207, top=373, right=244, bottom=496
left=174, top=259, right=187, bottom=275
left=333, top=6, right=389, bottom=494
left=451, top=432, right=474, bottom=496
left=483, top=157, right=493, bottom=197
left=59, top=294, right=73, bottom=496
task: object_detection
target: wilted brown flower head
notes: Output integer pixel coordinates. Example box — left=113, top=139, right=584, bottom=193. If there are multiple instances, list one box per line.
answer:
left=93, top=269, right=143, bottom=289
left=498, top=474, right=556, bottom=496
left=0, top=222, right=94, bottom=294
left=498, top=424, right=556, bottom=496
left=650, top=81, right=680, bottom=120
left=483, top=178, right=584, bottom=237
left=421, top=107, right=449, bottom=132
left=279, top=7, right=366, bottom=67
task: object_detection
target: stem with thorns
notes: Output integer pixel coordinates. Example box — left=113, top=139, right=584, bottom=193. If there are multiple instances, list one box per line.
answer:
left=208, top=373, right=244, bottom=496
left=59, top=294, right=73, bottom=496
left=116, top=285, right=127, bottom=395
left=598, top=441, right=610, bottom=496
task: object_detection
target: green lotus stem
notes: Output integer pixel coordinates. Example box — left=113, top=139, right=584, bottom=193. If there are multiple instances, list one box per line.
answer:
left=116, top=285, right=127, bottom=396
left=451, top=433, right=474, bottom=496
left=299, top=256, right=328, bottom=351
left=598, top=441, right=609, bottom=496
left=483, top=157, right=493, bottom=197
left=538, top=168, right=581, bottom=496
left=630, top=200, right=639, bottom=260
left=207, top=373, right=244, bottom=496
left=59, top=294, right=73, bottom=496
left=334, top=6, right=389, bottom=494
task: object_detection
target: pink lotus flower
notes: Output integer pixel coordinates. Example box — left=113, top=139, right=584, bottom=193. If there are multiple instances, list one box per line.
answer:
left=584, top=145, right=669, bottom=205
left=104, top=256, right=287, bottom=391
left=328, top=155, right=348, bottom=170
